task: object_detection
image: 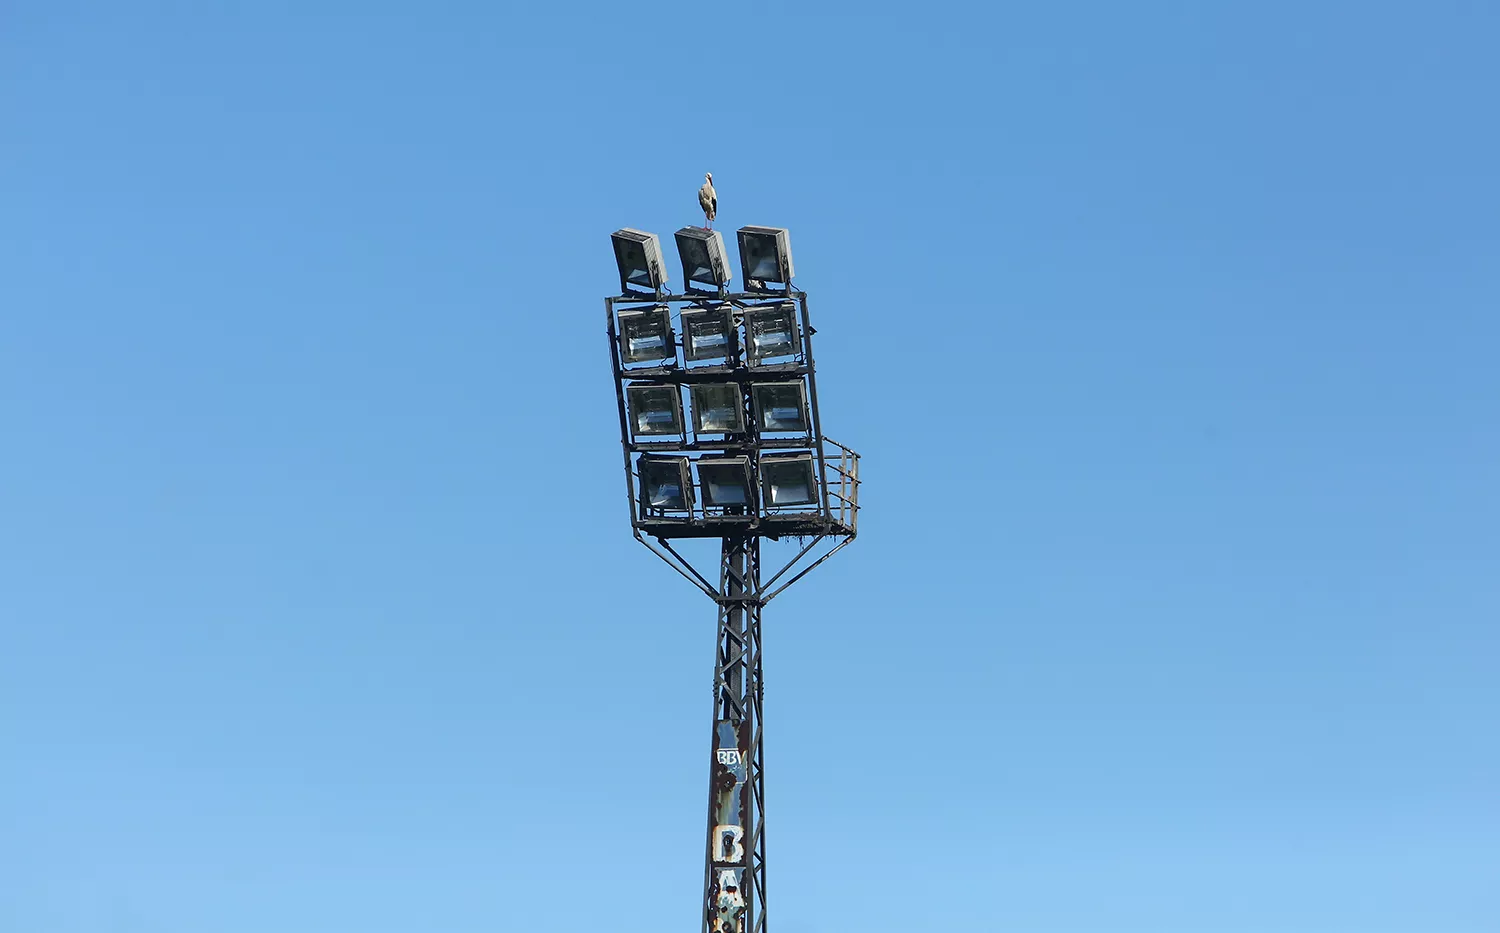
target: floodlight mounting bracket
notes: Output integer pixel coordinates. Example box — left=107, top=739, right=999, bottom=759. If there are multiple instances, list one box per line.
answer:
left=632, top=527, right=855, bottom=607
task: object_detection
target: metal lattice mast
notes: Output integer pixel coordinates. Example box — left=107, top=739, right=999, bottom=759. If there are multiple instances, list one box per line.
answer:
left=606, top=226, right=859, bottom=933
left=703, top=535, right=767, bottom=933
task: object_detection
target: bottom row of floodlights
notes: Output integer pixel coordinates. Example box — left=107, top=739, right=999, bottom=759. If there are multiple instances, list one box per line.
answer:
left=638, top=453, right=819, bottom=514
left=626, top=383, right=809, bottom=438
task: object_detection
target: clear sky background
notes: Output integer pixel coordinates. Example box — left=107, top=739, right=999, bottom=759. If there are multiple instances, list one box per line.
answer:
left=2, top=2, right=1496, bottom=931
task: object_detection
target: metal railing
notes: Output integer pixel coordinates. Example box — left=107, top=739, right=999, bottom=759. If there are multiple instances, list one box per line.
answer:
left=821, top=436, right=861, bottom=536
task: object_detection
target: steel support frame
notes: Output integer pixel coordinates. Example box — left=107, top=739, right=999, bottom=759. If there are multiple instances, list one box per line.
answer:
left=606, top=284, right=860, bottom=933
left=606, top=292, right=857, bottom=542
left=703, top=534, right=767, bottom=933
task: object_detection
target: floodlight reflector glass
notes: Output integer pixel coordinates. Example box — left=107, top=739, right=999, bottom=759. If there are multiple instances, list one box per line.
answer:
left=638, top=456, right=693, bottom=511
left=626, top=385, right=683, bottom=436
left=691, top=384, right=745, bottom=434
left=681, top=307, right=735, bottom=361
left=674, top=227, right=733, bottom=288
left=736, top=226, right=795, bottom=285
left=753, top=382, right=809, bottom=433
left=611, top=228, right=668, bottom=293
left=746, top=304, right=799, bottom=361
left=618, top=307, right=674, bottom=364
left=697, top=457, right=753, bottom=507
left=760, top=453, right=818, bottom=507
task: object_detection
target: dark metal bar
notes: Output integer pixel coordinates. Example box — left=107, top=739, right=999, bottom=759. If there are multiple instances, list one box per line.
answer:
left=798, top=293, right=834, bottom=529
left=761, top=536, right=855, bottom=605
left=633, top=530, right=719, bottom=601
left=633, top=516, right=853, bottom=541
left=607, top=297, right=642, bottom=531
left=635, top=523, right=849, bottom=540
left=615, top=291, right=805, bottom=305
left=627, top=437, right=814, bottom=454
left=745, top=560, right=768, bottom=933
left=619, top=366, right=811, bottom=386
left=658, top=536, right=721, bottom=597
left=759, top=534, right=827, bottom=592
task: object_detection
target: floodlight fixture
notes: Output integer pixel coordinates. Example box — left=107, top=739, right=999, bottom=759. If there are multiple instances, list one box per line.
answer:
left=752, top=382, right=810, bottom=433
left=674, top=227, right=733, bottom=290
left=617, top=306, right=675, bottom=364
left=680, top=306, right=736, bottom=362
left=691, top=383, right=746, bottom=434
left=737, top=226, right=795, bottom=288
left=745, top=303, right=800, bottom=363
left=626, top=385, right=684, bottom=437
left=696, top=456, right=754, bottom=508
left=611, top=228, right=669, bottom=295
left=759, top=453, right=819, bottom=507
left=638, top=456, right=694, bottom=513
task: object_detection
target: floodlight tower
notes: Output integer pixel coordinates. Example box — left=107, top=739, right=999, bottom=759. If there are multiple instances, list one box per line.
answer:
left=607, top=225, right=861, bottom=933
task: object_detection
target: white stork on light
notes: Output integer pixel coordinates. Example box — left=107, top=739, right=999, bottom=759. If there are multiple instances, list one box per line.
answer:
left=698, top=172, right=717, bottom=229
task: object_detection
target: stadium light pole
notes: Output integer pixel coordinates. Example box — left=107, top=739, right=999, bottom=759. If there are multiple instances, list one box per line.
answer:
left=606, top=225, right=861, bottom=933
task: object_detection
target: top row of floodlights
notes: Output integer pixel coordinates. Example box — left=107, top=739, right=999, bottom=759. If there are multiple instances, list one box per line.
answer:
left=611, top=226, right=795, bottom=298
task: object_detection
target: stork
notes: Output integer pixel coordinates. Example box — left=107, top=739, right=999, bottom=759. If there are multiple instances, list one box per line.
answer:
left=698, top=172, right=717, bottom=229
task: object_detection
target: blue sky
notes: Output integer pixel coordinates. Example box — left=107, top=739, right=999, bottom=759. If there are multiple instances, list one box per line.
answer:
left=2, top=2, right=1496, bottom=931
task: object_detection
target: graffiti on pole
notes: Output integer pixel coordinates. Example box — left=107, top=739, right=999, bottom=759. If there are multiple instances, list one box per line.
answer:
left=708, top=720, right=749, bottom=933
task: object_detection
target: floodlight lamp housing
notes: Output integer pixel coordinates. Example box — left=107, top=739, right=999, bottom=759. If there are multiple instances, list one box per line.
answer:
left=745, top=303, right=800, bottom=363
left=674, top=227, right=733, bottom=290
left=691, top=383, right=746, bottom=435
left=638, top=455, right=694, bottom=513
left=617, top=306, right=675, bottom=365
left=611, top=228, right=669, bottom=296
left=680, top=306, right=737, bottom=362
left=626, top=385, right=684, bottom=437
left=737, top=226, right=795, bottom=288
left=752, top=381, right=810, bottom=433
left=760, top=452, right=819, bottom=508
left=697, top=456, right=754, bottom=509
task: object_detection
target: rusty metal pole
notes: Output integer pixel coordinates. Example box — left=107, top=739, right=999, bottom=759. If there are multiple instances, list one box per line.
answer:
left=704, top=534, right=766, bottom=933
left=605, top=255, right=859, bottom=933
left=745, top=553, right=767, bottom=933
